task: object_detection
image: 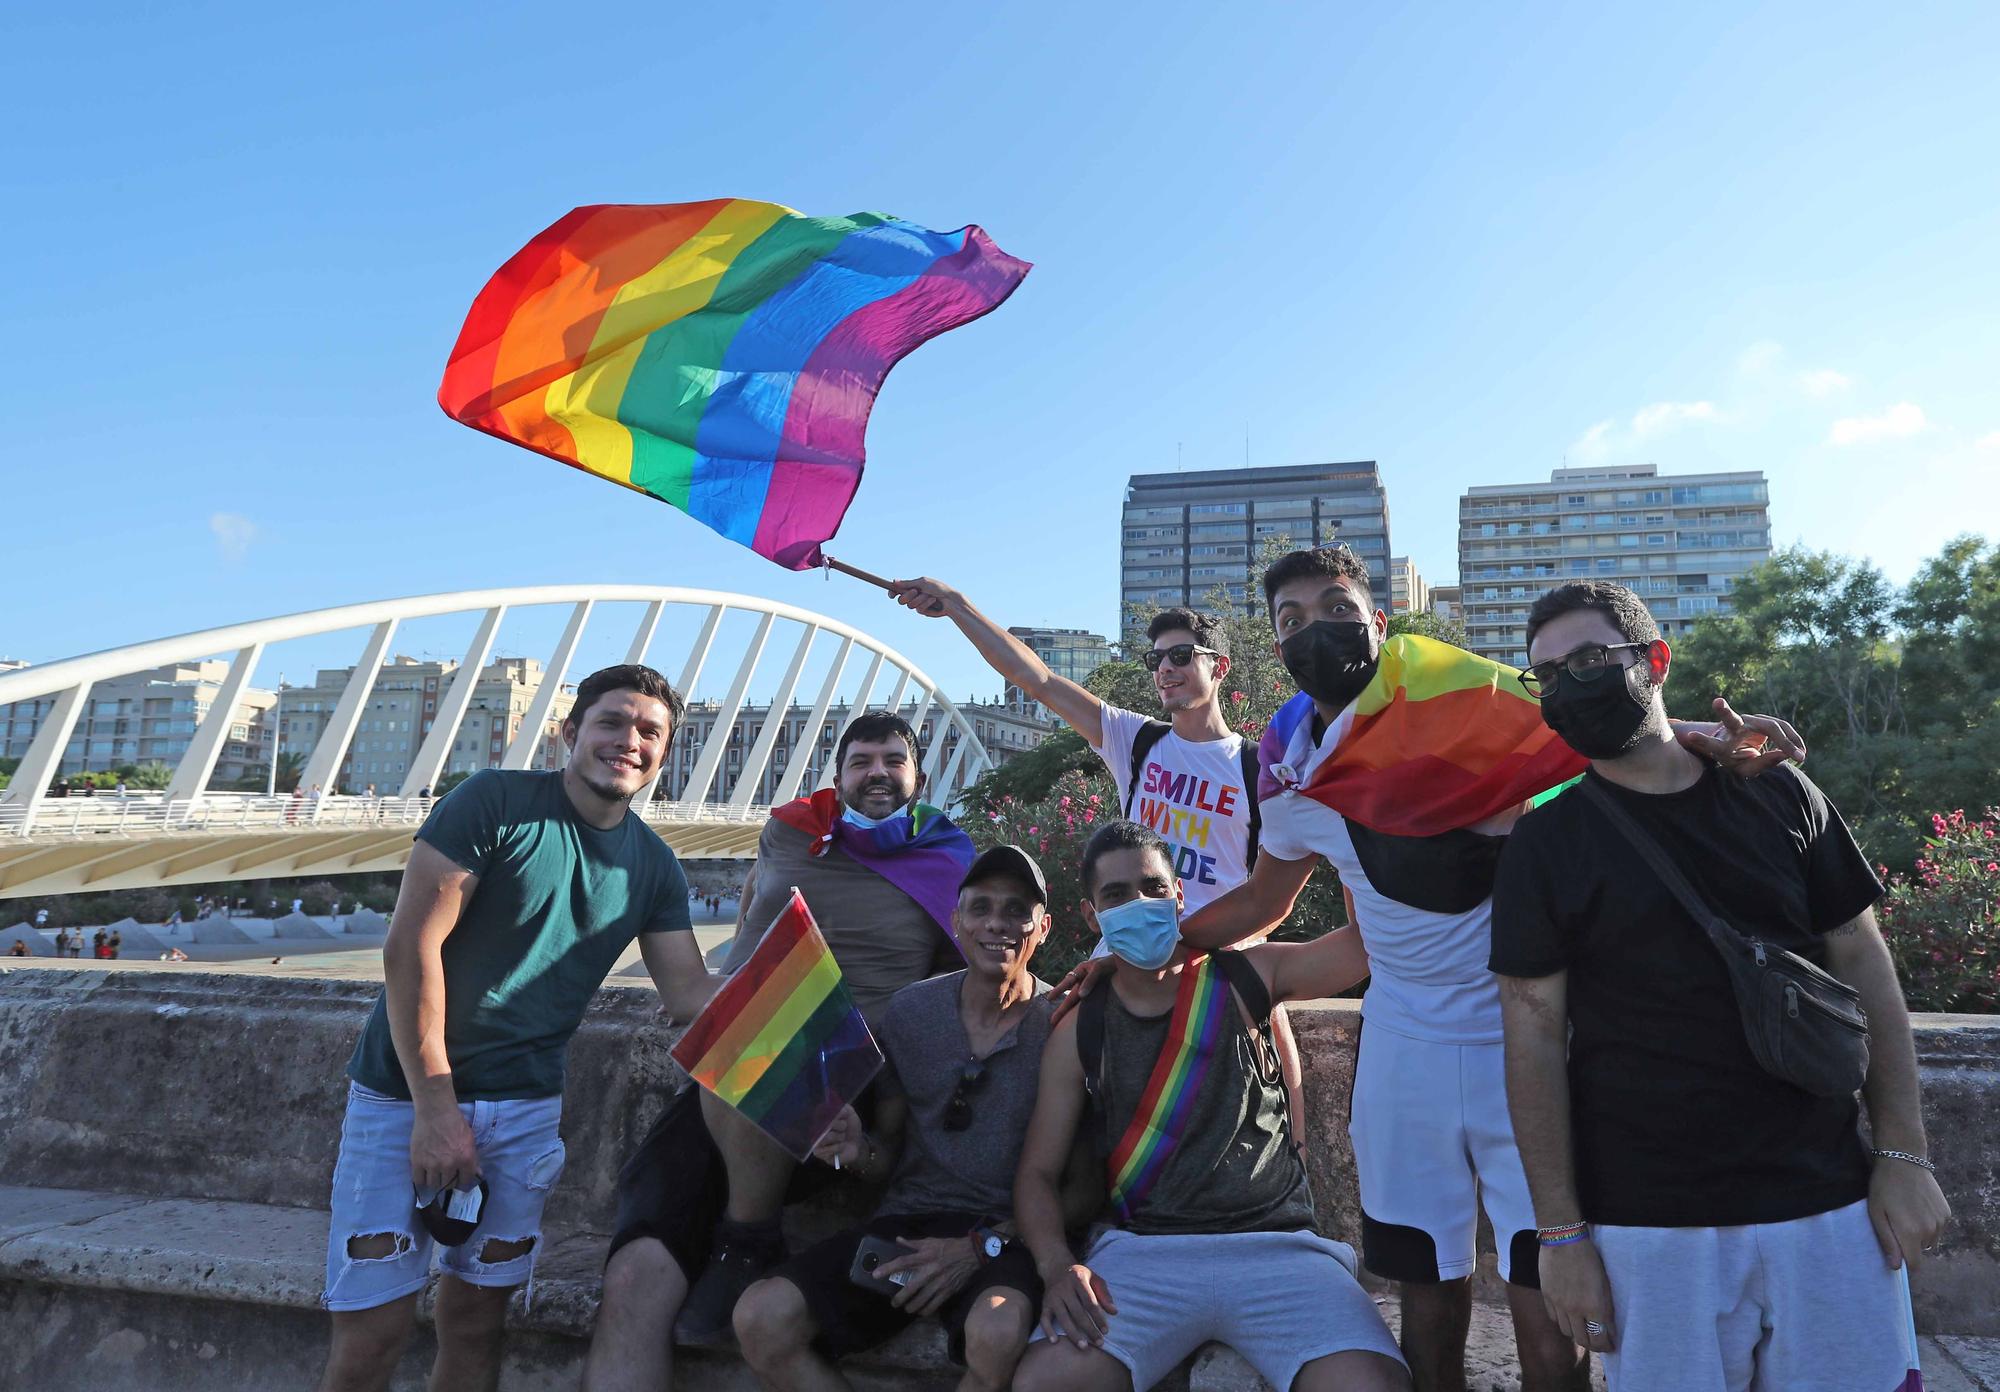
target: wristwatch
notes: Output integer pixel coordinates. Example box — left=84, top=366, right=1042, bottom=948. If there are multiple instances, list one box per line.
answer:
left=972, top=1224, right=1007, bottom=1260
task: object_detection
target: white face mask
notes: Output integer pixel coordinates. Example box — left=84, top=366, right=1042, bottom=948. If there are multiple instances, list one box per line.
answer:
left=841, top=805, right=891, bottom=829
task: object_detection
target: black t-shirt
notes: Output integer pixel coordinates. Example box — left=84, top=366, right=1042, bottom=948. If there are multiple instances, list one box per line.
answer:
left=1490, top=761, right=1883, bottom=1228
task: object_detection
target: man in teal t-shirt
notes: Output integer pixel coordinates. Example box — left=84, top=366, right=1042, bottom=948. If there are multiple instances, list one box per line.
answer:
left=317, top=664, right=718, bottom=1392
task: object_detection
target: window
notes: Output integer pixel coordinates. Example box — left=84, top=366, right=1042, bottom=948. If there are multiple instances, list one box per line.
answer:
left=1647, top=534, right=1667, bottom=546
left=1565, top=494, right=1586, bottom=506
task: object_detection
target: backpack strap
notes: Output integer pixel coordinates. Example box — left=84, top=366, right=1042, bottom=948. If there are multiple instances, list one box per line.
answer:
left=1077, top=982, right=1113, bottom=1156
left=1122, top=720, right=1174, bottom=817
left=1212, top=947, right=1273, bottom=1028
left=1237, top=741, right=1262, bottom=869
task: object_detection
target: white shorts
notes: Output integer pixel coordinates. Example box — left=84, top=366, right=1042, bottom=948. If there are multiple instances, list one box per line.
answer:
left=1349, top=1021, right=1537, bottom=1285
left=323, top=1082, right=567, bottom=1312
left=1034, top=1228, right=1405, bottom=1392
left=1594, top=1198, right=1922, bottom=1392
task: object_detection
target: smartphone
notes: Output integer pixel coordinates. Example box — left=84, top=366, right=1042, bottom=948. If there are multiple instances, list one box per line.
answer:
left=847, top=1234, right=913, bottom=1295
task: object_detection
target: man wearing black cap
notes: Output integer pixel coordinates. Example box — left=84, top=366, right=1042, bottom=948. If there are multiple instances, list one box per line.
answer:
left=729, top=845, right=1059, bottom=1392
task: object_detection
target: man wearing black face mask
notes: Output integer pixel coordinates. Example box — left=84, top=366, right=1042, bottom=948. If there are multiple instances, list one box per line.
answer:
left=1491, top=582, right=1946, bottom=1392
left=1177, top=548, right=1804, bottom=1392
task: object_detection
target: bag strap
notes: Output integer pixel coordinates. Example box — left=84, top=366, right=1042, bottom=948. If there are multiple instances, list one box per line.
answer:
left=1212, top=947, right=1272, bottom=1026
left=1078, top=977, right=1110, bottom=1103
left=1123, top=721, right=1174, bottom=817
left=1575, top=778, right=1749, bottom=956
left=1238, top=741, right=1262, bottom=869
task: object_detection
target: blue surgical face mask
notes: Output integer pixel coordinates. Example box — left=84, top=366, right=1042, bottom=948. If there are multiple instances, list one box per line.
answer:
left=1093, top=895, right=1181, bottom=970
left=841, top=805, right=892, bottom=829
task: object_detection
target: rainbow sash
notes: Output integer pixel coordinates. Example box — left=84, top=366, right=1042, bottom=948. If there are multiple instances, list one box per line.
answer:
left=1108, top=954, right=1232, bottom=1222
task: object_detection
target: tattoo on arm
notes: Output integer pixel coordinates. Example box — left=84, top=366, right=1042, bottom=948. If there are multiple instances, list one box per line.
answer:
left=1504, top=974, right=1559, bottom=1026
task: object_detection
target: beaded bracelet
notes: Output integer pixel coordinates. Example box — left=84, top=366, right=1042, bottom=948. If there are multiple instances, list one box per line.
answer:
left=1871, top=1148, right=1937, bottom=1173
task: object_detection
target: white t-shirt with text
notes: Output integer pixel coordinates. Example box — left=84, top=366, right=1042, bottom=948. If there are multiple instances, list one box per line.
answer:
left=1093, top=704, right=1253, bottom=914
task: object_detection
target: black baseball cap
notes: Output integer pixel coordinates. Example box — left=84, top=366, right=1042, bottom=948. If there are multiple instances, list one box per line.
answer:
left=961, top=844, right=1049, bottom=906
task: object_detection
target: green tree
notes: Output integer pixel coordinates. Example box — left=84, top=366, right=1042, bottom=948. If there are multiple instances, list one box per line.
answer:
left=1671, top=538, right=2000, bottom=870
left=126, top=761, right=172, bottom=791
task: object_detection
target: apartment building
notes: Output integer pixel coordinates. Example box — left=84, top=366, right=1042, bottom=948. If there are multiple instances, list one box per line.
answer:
left=1389, top=556, right=1432, bottom=616
left=0, top=662, right=275, bottom=783
left=1456, top=464, right=1772, bottom=666
left=277, top=655, right=572, bottom=793
left=1003, top=626, right=1111, bottom=719
left=1121, top=462, right=1393, bottom=617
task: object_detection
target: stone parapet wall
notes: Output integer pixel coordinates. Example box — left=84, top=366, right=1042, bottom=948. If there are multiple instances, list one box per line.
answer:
left=2, top=968, right=1994, bottom=1334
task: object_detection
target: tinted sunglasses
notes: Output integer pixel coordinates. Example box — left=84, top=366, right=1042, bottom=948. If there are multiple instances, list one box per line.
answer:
left=942, top=1058, right=989, bottom=1132
left=1142, top=643, right=1222, bottom=672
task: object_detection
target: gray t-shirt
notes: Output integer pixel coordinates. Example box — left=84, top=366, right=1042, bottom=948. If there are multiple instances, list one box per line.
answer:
left=876, top=971, right=1052, bottom=1219
left=726, top=818, right=957, bottom=1029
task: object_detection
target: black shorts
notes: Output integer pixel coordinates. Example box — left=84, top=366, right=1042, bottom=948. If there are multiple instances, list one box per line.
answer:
left=608, top=1082, right=875, bottom=1279
left=770, top=1211, right=1043, bottom=1363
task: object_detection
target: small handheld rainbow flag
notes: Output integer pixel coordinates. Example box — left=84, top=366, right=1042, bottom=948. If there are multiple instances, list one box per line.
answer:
left=670, top=888, right=882, bottom=1159
left=1257, top=635, right=1588, bottom=838
left=1107, top=953, right=1232, bottom=1222
left=438, top=200, right=1031, bottom=569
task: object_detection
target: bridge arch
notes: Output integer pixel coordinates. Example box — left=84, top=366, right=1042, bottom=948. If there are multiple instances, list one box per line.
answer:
left=0, top=586, right=993, bottom=897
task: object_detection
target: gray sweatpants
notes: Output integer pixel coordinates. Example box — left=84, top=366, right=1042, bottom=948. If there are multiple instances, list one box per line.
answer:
left=1594, top=1199, right=1920, bottom=1392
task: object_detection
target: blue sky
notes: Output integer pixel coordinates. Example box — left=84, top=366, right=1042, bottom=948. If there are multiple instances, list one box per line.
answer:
left=5, top=1, right=1997, bottom=706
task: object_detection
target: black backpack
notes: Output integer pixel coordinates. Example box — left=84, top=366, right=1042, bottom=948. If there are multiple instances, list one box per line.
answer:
left=1075, top=949, right=1277, bottom=1158
left=1123, top=720, right=1262, bottom=868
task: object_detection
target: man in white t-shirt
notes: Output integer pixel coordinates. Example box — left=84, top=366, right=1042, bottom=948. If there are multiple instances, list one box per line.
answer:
left=886, top=581, right=1308, bottom=1127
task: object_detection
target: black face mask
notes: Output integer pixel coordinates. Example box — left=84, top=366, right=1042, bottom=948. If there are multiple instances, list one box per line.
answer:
left=1280, top=620, right=1380, bottom=710
left=1538, top=661, right=1658, bottom=760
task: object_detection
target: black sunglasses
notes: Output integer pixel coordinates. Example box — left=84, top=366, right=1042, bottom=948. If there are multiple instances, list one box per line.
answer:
left=1142, top=643, right=1222, bottom=672
left=1519, top=642, right=1650, bottom=698
left=942, top=1058, right=989, bottom=1132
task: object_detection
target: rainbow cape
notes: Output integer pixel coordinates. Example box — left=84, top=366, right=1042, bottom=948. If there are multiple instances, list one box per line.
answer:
left=768, top=788, right=976, bottom=955
left=1108, top=953, right=1231, bottom=1223
left=437, top=200, right=1031, bottom=568
left=670, top=888, right=882, bottom=1159
left=1256, top=635, right=1588, bottom=838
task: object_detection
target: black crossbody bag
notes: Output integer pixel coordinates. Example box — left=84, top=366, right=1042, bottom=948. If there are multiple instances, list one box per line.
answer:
left=1578, top=778, right=1870, bottom=1099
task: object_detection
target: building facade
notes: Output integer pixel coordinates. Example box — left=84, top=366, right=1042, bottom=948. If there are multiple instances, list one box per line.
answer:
left=277, top=655, right=573, bottom=793
left=0, top=662, right=275, bottom=784
left=1004, top=626, right=1111, bottom=719
left=1429, top=584, right=1463, bottom=624
left=1388, top=556, right=1432, bottom=616
left=1456, top=463, right=1772, bottom=666
left=657, top=697, right=1053, bottom=807
left=1121, top=462, right=1393, bottom=618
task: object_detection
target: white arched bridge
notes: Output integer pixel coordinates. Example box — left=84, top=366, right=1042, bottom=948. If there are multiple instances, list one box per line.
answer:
left=0, top=586, right=995, bottom=900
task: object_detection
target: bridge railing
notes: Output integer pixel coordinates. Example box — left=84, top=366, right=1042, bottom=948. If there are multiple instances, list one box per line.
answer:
left=0, top=792, right=769, bottom=840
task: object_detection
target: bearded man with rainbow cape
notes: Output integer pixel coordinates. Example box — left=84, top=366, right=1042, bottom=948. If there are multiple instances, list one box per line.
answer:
left=584, top=709, right=981, bottom=1387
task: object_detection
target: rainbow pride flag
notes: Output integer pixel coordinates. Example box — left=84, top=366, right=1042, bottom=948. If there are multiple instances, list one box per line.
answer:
left=1108, top=953, right=1231, bottom=1222
left=670, top=888, right=882, bottom=1159
left=438, top=200, right=1031, bottom=569
left=1256, top=635, right=1588, bottom=838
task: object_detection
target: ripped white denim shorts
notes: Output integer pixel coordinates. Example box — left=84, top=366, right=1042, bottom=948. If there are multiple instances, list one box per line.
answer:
left=323, top=1081, right=566, bottom=1312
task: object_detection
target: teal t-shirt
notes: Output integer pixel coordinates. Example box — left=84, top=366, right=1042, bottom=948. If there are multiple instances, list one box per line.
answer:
left=347, top=769, right=692, bottom=1101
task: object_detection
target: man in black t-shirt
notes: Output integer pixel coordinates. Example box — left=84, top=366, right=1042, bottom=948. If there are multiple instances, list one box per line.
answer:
left=1490, top=581, right=1949, bottom=1392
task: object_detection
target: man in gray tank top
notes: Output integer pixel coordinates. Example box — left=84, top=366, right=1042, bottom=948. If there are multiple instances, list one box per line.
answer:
left=1013, top=820, right=1411, bottom=1392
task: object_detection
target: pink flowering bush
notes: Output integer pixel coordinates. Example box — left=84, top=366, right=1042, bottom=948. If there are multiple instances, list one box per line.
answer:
left=976, top=769, right=1114, bottom=975
left=1876, top=808, right=2000, bottom=1014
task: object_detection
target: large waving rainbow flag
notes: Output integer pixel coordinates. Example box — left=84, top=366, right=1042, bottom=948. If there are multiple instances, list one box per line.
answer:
left=1256, top=635, right=1587, bottom=838
left=670, top=888, right=882, bottom=1159
left=437, top=200, right=1030, bottom=569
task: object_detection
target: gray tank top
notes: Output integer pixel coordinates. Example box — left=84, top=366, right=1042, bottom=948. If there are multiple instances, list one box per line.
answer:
left=1095, top=984, right=1315, bottom=1235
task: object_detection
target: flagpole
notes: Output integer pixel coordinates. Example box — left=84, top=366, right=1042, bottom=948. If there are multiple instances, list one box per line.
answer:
left=823, top=556, right=895, bottom=592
